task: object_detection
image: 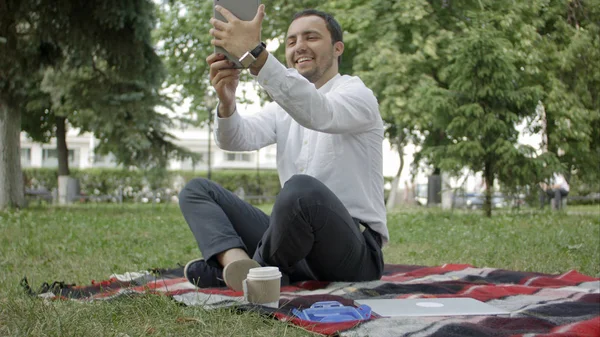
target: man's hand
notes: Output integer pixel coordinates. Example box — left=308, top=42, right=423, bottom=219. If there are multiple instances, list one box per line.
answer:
left=207, top=53, right=240, bottom=118
left=210, top=4, right=265, bottom=59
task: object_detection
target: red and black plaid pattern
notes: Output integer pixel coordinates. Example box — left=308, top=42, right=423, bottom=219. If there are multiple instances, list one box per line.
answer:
left=24, top=264, right=600, bottom=336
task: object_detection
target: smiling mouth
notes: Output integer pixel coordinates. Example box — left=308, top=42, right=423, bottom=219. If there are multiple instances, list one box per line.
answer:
left=295, top=57, right=314, bottom=65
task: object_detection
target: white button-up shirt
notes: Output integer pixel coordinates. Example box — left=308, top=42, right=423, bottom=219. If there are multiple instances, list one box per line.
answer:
left=214, top=53, right=389, bottom=244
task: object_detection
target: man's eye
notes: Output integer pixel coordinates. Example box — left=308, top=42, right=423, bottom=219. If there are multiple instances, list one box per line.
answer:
left=288, top=41, right=296, bottom=46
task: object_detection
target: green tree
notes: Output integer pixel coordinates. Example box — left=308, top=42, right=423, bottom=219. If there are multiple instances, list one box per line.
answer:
left=154, top=0, right=324, bottom=124
left=154, top=0, right=214, bottom=123
left=420, top=25, right=542, bottom=216
left=38, top=63, right=193, bottom=170
left=536, top=0, right=600, bottom=188
left=154, top=0, right=326, bottom=183
left=154, top=0, right=599, bottom=211
left=332, top=0, right=466, bottom=202
left=329, top=0, right=597, bottom=210
left=0, top=0, right=191, bottom=210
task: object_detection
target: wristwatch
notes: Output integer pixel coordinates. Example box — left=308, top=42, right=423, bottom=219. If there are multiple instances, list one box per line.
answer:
left=239, top=42, right=266, bottom=68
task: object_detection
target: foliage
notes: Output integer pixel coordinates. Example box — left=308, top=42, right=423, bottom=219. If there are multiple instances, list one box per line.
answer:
left=175, top=169, right=281, bottom=198
left=424, top=24, right=544, bottom=214
left=154, top=0, right=215, bottom=122
left=155, top=0, right=339, bottom=124
left=1, top=0, right=198, bottom=209
left=153, top=0, right=598, bottom=213
left=535, top=0, right=600, bottom=184
left=321, top=0, right=598, bottom=214
left=37, top=63, right=197, bottom=170
left=154, top=0, right=256, bottom=122
left=22, top=168, right=281, bottom=202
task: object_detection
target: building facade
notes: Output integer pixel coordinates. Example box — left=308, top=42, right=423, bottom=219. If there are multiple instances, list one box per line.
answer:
left=20, top=125, right=278, bottom=172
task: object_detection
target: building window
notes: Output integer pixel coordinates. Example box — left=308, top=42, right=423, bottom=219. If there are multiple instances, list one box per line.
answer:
left=93, top=153, right=117, bottom=167
left=42, top=149, right=77, bottom=168
left=225, top=152, right=252, bottom=162
left=21, top=148, right=31, bottom=167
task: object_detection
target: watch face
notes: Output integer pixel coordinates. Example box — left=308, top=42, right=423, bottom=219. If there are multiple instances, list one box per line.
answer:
left=240, top=52, right=256, bottom=68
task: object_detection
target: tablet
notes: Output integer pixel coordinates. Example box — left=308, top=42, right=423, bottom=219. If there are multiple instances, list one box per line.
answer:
left=213, top=0, right=261, bottom=68
left=354, top=298, right=511, bottom=317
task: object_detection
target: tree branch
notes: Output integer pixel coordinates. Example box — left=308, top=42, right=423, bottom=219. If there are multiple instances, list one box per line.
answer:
left=91, top=57, right=110, bottom=80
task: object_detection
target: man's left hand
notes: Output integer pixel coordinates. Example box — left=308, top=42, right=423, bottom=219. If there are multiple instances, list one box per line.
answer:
left=210, top=4, right=265, bottom=59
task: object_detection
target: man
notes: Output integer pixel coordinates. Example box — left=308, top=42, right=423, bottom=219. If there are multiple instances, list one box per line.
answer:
left=178, top=5, right=388, bottom=291
left=540, top=173, right=570, bottom=210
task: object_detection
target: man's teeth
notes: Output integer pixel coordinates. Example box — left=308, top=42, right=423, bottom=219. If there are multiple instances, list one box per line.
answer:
left=297, top=57, right=312, bottom=63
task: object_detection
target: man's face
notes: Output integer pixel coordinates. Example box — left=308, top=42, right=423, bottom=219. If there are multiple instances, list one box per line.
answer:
left=285, top=15, right=343, bottom=88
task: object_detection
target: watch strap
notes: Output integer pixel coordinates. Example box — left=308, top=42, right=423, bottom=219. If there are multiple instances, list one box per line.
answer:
left=250, top=42, right=267, bottom=58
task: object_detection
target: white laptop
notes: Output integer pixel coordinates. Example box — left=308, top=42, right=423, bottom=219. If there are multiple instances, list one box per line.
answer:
left=354, top=298, right=510, bottom=317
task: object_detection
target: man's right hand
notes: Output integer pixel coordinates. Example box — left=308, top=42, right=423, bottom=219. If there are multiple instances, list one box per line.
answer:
left=207, top=53, right=240, bottom=118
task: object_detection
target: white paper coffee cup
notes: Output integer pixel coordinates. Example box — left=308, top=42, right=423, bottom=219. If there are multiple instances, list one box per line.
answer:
left=242, top=267, right=281, bottom=308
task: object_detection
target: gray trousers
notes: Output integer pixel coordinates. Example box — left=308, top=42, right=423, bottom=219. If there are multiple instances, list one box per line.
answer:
left=178, top=174, right=384, bottom=283
left=540, top=188, right=569, bottom=210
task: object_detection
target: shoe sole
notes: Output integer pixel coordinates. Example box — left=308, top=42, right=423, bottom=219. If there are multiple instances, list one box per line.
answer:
left=223, top=259, right=261, bottom=292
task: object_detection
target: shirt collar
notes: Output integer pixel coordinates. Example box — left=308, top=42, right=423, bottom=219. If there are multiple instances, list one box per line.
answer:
left=318, top=73, right=341, bottom=93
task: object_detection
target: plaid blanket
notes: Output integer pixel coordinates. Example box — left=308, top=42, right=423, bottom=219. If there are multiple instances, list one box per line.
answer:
left=23, top=264, right=600, bottom=336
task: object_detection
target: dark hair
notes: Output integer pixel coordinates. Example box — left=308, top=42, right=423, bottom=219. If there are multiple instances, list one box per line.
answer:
left=292, top=9, right=343, bottom=64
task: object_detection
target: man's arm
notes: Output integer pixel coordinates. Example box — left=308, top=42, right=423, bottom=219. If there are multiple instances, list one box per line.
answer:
left=207, top=5, right=276, bottom=150
left=255, top=54, right=380, bottom=134
left=249, top=49, right=268, bottom=76
left=209, top=5, right=379, bottom=134
left=206, top=52, right=276, bottom=151
left=206, top=40, right=275, bottom=151
left=213, top=103, right=277, bottom=152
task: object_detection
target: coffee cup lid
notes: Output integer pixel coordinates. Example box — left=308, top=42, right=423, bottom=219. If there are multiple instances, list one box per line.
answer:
left=247, top=266, right=282, bottom=280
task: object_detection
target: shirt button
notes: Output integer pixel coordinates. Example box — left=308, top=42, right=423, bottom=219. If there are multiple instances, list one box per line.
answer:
left=303, top=140, right=308, bottom=145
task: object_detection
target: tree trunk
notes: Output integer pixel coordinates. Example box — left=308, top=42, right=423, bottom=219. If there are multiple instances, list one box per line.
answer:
left=427, top=174, right=442, bottom=206
left=427, top=165, right=442, bottom=206
left=441, top=172, right=453, bottom=210
left=56, top=116, right=70, bottom=176
left=0, top=96, right=26, bottom=210
left=386, top=145, right=405, bottom=210
left=483, top=160, right=494, bottom=217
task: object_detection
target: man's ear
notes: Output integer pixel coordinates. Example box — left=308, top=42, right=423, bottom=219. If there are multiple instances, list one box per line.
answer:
left=334, top=41, right=344, bottom=58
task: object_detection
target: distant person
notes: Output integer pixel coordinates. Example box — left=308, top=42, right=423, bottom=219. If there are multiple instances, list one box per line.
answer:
left=540, top=173, right=570, bottom=210
left=177, top=7, right=387, bottom=291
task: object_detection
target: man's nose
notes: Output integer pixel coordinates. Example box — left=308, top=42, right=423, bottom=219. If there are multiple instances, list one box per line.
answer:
left=295, top=46, right=308, bottom=55
left=295, top=37, right=308, bottom=51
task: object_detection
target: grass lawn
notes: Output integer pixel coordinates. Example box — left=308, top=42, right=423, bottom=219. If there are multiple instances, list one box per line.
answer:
left=1, top=204, right=598, bottom=336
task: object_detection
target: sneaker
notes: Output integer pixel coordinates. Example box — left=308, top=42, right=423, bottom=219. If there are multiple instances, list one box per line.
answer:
left=183, top=258, right=226, bottom=288
left=222, top=259, right=261, bottom=292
